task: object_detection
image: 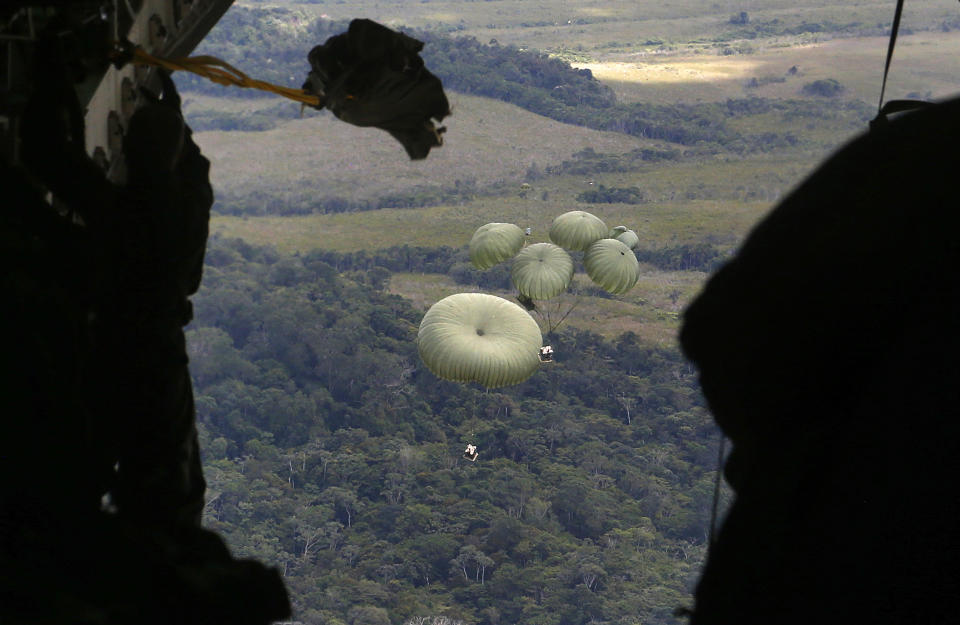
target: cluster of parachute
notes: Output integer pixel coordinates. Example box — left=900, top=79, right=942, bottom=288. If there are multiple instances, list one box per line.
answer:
left=417, top=210, right=641, bottom=388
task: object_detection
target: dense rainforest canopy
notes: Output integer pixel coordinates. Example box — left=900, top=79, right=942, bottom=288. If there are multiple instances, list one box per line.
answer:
left=188, top=236, right=722, bottom=625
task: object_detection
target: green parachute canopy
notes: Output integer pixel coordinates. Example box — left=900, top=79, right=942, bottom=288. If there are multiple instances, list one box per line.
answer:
left=511, top=243, right=575, bottom=301
left=469, top=223, right=525, bottom=270
left=417, top=293, right=543, bottom=388
left=613, top=228, right=640, bottom=250
left=584, top=238, right=640, bottom=294
left=549, top=210, right=608, bottom=252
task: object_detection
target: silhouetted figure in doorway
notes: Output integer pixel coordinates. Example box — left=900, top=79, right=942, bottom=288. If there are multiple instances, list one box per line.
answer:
left=681, top=98, right=960, bottom=624
left=1, top=32, right=289, bottom=624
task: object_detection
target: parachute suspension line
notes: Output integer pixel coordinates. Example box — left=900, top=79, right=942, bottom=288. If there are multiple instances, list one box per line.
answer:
left=875, top=0, right=904, bottom=117
left=708, top=432, right=727, bottom=547
left=111, top=43, right=322, bottom=106
left=550, top=295, right=580, bottom=334
left=533, top=293, right=581, bottom=336
left=535, top=299, right=556, bottom=335
left=870, top=0, right=931, bottom=128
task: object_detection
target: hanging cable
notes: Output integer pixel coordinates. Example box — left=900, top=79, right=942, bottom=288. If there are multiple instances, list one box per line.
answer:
left=871, top=0, right=932, bottom=129
left=876, top=0, right=905, bottom=116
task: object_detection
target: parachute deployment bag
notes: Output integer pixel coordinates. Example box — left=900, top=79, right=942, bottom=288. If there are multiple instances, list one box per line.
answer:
left=302, top=19, right=450, bottom=159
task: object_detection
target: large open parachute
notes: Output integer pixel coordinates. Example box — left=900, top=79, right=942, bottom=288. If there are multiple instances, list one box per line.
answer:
left=584, top=239, right=641, bottom=294
left=417, top=293, right=543, bottom=388
left=511, top=243, right=575, bottom=301
left=549, top=210, right=608, bottom=252
left=469, top=222, right=526, bottom=270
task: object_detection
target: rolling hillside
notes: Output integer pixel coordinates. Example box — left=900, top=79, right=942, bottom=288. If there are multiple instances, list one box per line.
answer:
left=190, top=94, right=660, bottom=207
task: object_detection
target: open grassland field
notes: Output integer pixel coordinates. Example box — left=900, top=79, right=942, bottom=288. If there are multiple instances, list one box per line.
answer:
left=208, top=137, right=807, bottom=252
left=210, top=174, right=781, bottom=255
left=189, top=88, right=863, bottom=214
left=190, top=94, right=658, bottom=204
left=211, top=195, right=771, bottom=254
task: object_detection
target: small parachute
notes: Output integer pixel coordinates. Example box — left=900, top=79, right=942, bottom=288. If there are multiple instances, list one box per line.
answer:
left=417, top=293, right=543, bottom=388
left=609, top=225, right=640, bottom=250
left=469, top=222, right=525, bottom=270
left=549, top=210, right=608, bottom=252
left=609, top=226, right=628, bottom=237
left=511, top=243, right=574, bottom=301
left=584, top=238, right=641, bottom=294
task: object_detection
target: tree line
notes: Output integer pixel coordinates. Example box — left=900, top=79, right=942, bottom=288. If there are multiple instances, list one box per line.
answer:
left=293, top=241, right=723, bottom=276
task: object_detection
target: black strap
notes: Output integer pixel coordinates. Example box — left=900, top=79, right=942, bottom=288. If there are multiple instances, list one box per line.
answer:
left=877, top=0, right=906, bottom=116
left=708, top=433, right=726, bottom=547
left=871, top=0, right=933, bottom=130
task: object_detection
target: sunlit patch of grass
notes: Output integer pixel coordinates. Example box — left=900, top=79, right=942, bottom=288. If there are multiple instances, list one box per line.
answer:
left=575, top=7, right=618, bottom=19
left=423, top=13, right=462, bottom=23
left=573, top=58, right=762, bottom=85
left=567, top=32, right=960, bottom=105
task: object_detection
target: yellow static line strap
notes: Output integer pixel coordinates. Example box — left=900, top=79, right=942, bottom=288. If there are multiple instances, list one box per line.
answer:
left=129, top=47, right=322, bottom=107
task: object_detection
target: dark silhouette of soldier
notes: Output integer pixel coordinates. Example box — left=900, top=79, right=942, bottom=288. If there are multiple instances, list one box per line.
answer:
left=1, top=30, right=289, bottom=624
left=681, top=97, right=960, bottom=624
left=92, top=70, right=211, bottom=529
